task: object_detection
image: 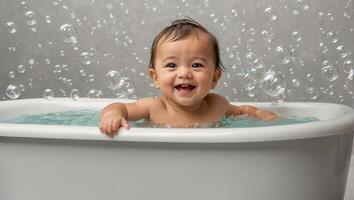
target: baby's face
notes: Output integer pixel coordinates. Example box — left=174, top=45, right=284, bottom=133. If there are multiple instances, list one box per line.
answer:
left=149, top=31, right=221, bottom=107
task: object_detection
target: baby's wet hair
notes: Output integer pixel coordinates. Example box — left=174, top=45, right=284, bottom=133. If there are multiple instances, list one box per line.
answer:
left=149, top=18, right=224, bottom=70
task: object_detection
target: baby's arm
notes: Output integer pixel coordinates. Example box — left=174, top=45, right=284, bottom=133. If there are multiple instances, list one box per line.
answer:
left=99, top=98, right=151, bottom=137
left=226, top=104, right=277, bottom=120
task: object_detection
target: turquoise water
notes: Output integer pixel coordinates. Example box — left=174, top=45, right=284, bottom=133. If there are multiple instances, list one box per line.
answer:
left=0, top=110, right=319, bottom=128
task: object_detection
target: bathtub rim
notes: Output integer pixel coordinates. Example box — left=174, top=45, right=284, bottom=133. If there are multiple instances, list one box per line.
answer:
left=0, top=98, right=353, bottom=143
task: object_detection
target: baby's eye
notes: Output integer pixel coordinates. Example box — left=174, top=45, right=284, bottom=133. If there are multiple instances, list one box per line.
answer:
left=165, top=63, right=177, bottom=68
left=192, top=63, right=204, bottom=68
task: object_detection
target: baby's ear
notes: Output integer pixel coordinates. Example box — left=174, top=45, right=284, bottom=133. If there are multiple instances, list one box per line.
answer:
left=148, top=68, right=160, bottom=89
left=211, top=68, right=222, bottom=89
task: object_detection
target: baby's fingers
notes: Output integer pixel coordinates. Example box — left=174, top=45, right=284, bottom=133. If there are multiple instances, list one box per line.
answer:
left=121, top=118, right=130, bottom=129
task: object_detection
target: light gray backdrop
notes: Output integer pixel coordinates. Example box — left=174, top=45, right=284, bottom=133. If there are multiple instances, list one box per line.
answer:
left=0, top=0, right=353, bottom=106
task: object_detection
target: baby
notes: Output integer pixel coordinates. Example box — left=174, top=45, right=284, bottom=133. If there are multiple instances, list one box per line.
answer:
left=99, top=18, right=277, bottom=137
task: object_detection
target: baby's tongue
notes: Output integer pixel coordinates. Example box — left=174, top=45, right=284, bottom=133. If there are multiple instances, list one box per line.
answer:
left=176, top=84, right=195, bottom=94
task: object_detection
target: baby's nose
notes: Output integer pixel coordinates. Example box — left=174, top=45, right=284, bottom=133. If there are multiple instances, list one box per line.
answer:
left=178, top=67, right=192, bottom=78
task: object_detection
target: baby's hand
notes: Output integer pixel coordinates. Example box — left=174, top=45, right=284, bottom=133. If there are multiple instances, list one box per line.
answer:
left=256, top=109, right=278, bottom=120
left=99, top=113, right=130, bottom=138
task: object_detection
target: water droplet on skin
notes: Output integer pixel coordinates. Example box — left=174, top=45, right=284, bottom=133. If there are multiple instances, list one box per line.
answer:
left=70, top=89, right=79, bottom=100
left=6, top=85, right=21, bottom=99
left=43, top=89, right=54, bottom=100
left=25, top=11, right=37, bottom=26
left=6, top=22, right=17, bottom=34
left=59, top=24, right=77, bottom=43
left=260, top=71, right=286, bottom=97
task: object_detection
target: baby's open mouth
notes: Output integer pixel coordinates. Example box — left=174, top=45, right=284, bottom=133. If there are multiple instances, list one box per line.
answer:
left=175, top=84, right=196, bottom=91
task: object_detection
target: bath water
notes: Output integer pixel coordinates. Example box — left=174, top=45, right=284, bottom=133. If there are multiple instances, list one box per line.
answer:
left=0, top=110, right=319, bottom=128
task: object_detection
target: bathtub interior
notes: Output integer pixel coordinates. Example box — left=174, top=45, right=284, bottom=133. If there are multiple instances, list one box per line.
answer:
left=0, top=98, right=352, bottom=121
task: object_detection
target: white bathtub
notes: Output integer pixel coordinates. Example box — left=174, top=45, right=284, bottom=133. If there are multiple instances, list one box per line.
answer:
left=0, top=98, right=353, bottom=200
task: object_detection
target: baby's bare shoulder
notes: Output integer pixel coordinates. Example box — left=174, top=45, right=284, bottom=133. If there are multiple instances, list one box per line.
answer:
left=206, top=93, right=230, bottom=109
left=206, top=93, right=229, bottom=104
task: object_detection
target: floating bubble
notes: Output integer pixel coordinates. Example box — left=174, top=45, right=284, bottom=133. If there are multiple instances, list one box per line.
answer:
left=326, top=31, right=339, bottom=44
left=274, top=46, right=292, bottom=64
left=43, top=89, right=54, bottom=100
left=8, top=71, right=15, bottom=79
left=87, top=89, right=102, bottom=98
left=321, top=64, right=339, bottom=82
left=45, top=15, right=52, bottom=23
left=25, top=11, right=37, bottom=26
left=18, top=65, right=26, bottom=73
left=291, top=31, right=302, bottom=42
left=264, top=7, right=278, bottom=21
left=259, top=71, right=286, bottom=97
left=114, top=77, right=136, bottom=98
left=297, top=0, right=310, bottom=10
left=6, top=84, right=21, bottom=99
left=304, top=87, right=319, bottom=100
left=343, top=59, right=354, bottom=80
left=6, top=22, right=17, bottom=34
left=70, top=89, right=79, bottom=100
left=306, top=73, right=314, bottom=82
left=80, top=52, right=92, bottom=65
left=59, top=24, right=77, bottom=43
left=334, top=45, right=350, bottom=59
left=291, top=78, right=301, bottom=87
left=104, top=70, right=122, bottom=90
left=239, top=70, right=257, bottom=91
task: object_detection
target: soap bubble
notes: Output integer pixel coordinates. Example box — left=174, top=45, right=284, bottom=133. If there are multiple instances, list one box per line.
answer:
left=80, top=52, right=92, bottom=65
left=259, top=71, right=286, bottom=97
left=239, top=70, right=257, bottom=91
left=43, top=89, right=54, bottom=100
left=59, top=24, right=77, bottom=43
left=18, top=65, right=26, bottom=73
left=274, top=46, right=292, bottom=64
left=321, top=64, right=339, bottom=82
left=326, top=31, right=339, bottom=44
left=264, top=7, right=278, bottom=21
left=114, top=77, right=136, bottom=98
left=343, top=59, right=354, bottom=80
left=304, top=87, right=319, bottom=100
left=261, top=29, right=274, bottom=43
left=25, top=11, right=37, bottom=26
left=6, top=84, right=21, bottom=99
left=334, top=45, right=350, bottom=59
left=104, top=70, right=122, bottom=90
left=291, top=31, right=302, bottom=42
left=87, top=89, right=102, bottom=98
left=70, top=89, right=79, bottom=100
left=8, top=71, right=15, bottom=79
left=6, top=22, right=17, bottom=34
